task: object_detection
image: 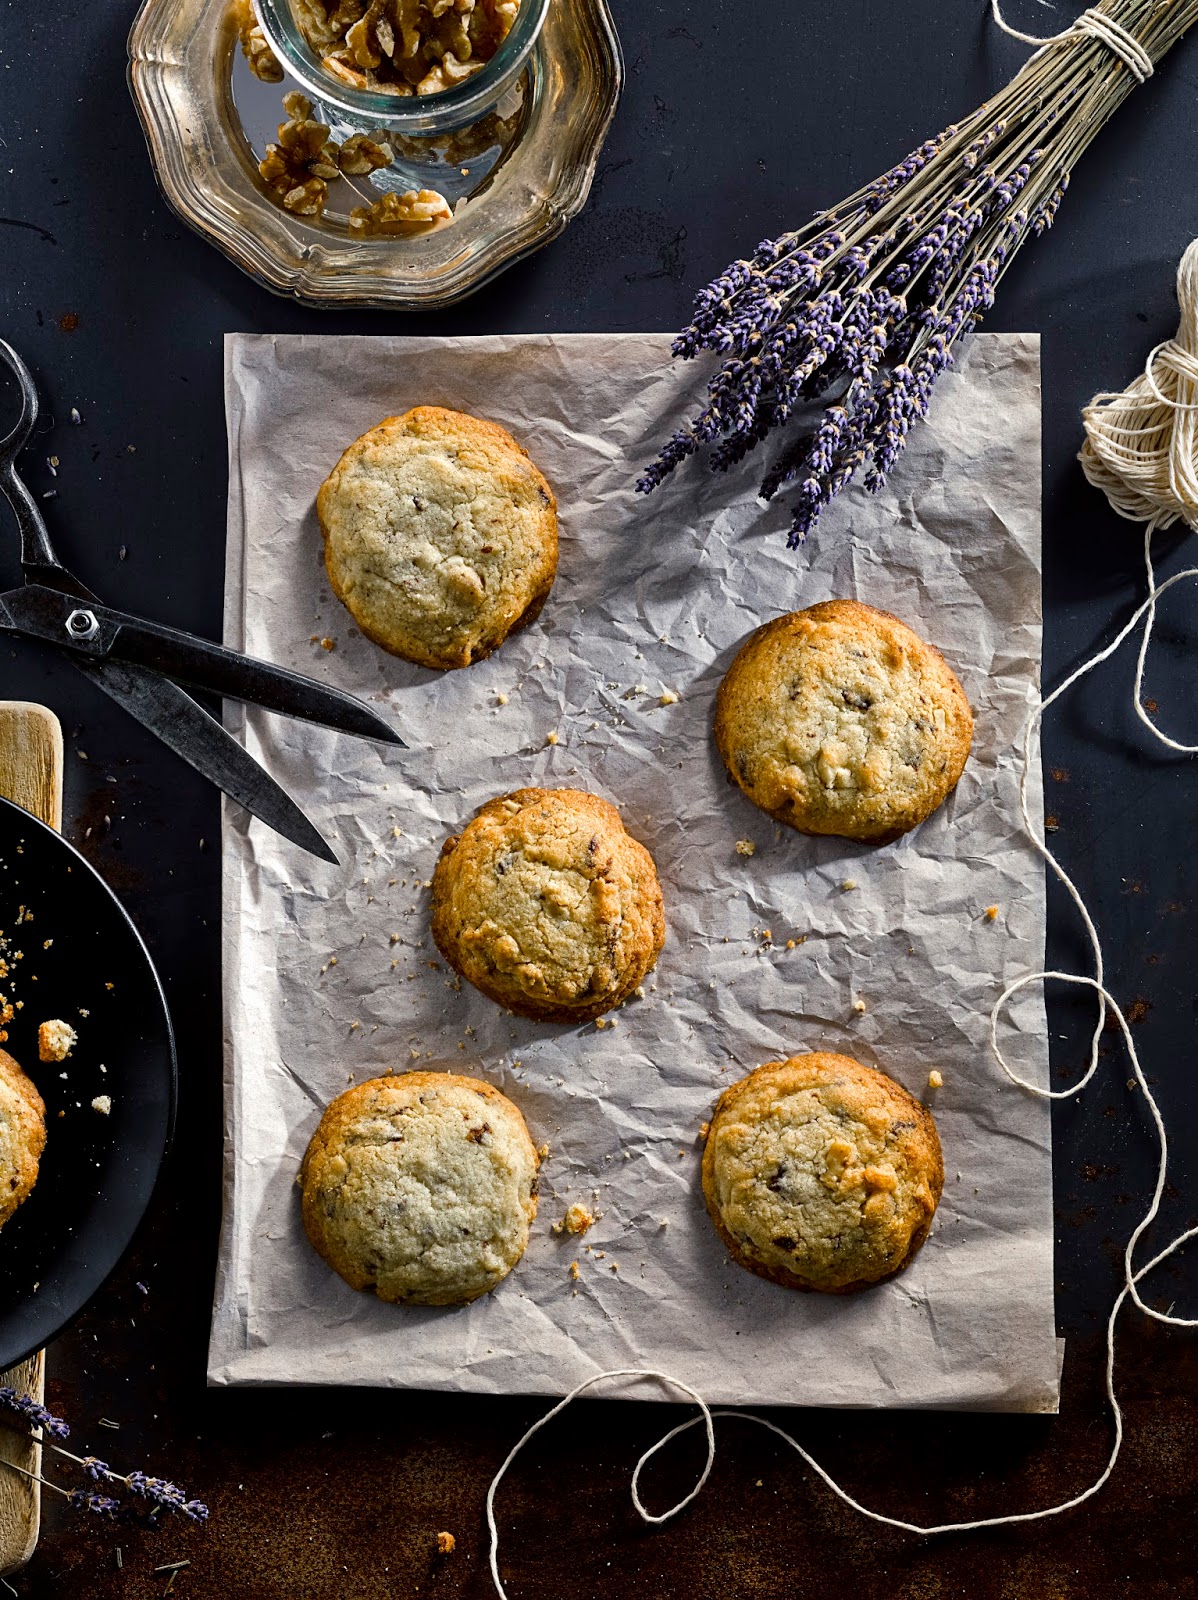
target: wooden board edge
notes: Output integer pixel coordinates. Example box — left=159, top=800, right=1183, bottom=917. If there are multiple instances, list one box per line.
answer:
left=0, top=702, right=64, bottom=1571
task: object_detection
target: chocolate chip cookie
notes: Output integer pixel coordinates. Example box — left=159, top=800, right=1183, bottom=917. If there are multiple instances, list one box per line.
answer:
left=318, top=406, right=557, bottom=671
left=702, top=1052, right=943, bottom=1294
left=300, top=1072, right=540, bottom=1306
left=431, top=788, right=665, bottom=1023
left=714, top=600, right=973, bottom=843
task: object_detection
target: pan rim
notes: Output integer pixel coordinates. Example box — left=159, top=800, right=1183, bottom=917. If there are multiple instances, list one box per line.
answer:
left=0, top=792, right=178, bottom=1371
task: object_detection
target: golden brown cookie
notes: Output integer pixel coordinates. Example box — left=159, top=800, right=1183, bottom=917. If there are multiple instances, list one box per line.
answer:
left=431, top=788, right=665, bottom=1023
left=701, top=1052, right=943, bottom=1294
left=714, top=600, right=973, bottom=844
left=317, top=406, right=558, bottom=671
left=300, top=1072, right=540, bottom=1306
left=0, top=1047, right=46, bottom=1231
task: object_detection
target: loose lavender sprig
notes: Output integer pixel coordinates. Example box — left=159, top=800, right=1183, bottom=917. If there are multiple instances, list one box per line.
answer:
left=0, top=1385, right=69, bottom=1439
left=638, top=0, right=1198, bottom=547
left=0, top=1388, right=208, bottom=1525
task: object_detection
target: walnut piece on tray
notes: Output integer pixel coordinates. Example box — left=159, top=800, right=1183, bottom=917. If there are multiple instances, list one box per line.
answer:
left=347, top=187, right=454, bottom=235
left=256, top=91, right=452, bottom=234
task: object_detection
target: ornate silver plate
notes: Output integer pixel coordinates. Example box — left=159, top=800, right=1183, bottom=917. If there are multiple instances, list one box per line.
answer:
left=128, top=0, right=622, bottom=308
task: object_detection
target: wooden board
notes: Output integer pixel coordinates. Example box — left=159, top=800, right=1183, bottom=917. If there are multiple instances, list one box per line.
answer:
left=0, top=702, right=64, bottom=1576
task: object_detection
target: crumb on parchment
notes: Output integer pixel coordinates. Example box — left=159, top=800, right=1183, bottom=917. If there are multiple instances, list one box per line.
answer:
left=927, top=1070, right=944, bottom=1090
left=659, top=689, right=679, bottom=706
left=435, top=1532, right=455, bottom=1555
left=38, top=1019, right=77, bottom=1063
left=984, top=905, right=999, bottom=922
left=735, top=839, right=756, bottom=857
left=552, top=1203, right=594, bottom=1238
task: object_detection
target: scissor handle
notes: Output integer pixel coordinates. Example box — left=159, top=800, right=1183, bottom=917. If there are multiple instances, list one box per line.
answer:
left=0, top=340, right=64, bottom=574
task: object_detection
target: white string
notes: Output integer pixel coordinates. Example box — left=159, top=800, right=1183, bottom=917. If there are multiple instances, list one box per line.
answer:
left=485, top=1370, right=716, bottom=1600
left=989, top=0, right=1155, bottom=80
left=485, top=259, right=1198, bottom=1592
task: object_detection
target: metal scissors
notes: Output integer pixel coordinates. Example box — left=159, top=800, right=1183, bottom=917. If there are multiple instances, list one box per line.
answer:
left=0, top=340, right=403, bottom=864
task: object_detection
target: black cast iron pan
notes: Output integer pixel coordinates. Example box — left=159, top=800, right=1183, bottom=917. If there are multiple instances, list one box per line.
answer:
left=0, top=793, right=176, bottom=1368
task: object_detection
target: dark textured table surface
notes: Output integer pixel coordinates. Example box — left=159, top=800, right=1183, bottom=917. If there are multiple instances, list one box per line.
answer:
left=1, top=2, right=1197, bottom=1595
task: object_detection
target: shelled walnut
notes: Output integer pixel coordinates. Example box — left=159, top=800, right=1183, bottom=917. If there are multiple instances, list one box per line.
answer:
left=232, top=0, right=284, bottom=81
left=347, top=187, right=454, bottom=235
left=337, top=133, right=394, bottom=175
left=259, top=92, right=395, bottom=218
left=294, top=0, right=521, bottom=96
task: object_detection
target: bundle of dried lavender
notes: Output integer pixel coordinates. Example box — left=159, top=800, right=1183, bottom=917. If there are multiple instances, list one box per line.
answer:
left=0, top=1385, right=208, bottom=1523
left=638, top=0, right=1198, bottom=546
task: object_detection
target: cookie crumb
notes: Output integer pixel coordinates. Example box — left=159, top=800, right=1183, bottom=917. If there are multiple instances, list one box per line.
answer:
left=557, top=1203, right=594, bottom=1237
left=568, top=1260, right=580, bottom=1280
left=984, top=905, right=999, bottom=922
left=546, top=730, right=558, bottom=746
left=927, top=1070, right=944, bottom=1090
left=840, top=878, right=858, bottom=892
left=435, top=1532, right=455, bottom=1555
left=496, top=693, right=509, bottom=706
left=851, top=998, right=866, bottom=1014
left=659, top=689, right=679, bottom=706
left=38, top=1019, right=77, bottom=1063
left=734, top=838, right=756, bottom=857
left=91, top=1095, right=112, bottom=1116
left=320, top=637, right=336, bottom=651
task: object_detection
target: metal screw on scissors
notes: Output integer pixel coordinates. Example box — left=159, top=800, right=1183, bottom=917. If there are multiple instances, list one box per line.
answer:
left=65, top=609, right=100, bottom=641
left=0, top=339, right=405, bottom=863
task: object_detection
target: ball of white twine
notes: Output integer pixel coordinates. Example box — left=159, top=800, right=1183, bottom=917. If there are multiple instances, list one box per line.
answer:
left=485, top=236, right=1198, bottom=1600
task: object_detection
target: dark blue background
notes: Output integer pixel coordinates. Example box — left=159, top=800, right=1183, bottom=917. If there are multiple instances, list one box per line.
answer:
left=1, top=3, right=1196, bottom=1595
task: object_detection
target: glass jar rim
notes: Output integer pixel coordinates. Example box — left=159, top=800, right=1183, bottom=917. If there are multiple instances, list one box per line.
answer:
left=251, top=0, right=551, bottom=130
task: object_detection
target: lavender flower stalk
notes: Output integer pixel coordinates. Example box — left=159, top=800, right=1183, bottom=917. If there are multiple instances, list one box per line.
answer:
left=639, top=0, right=1198, bottom=546
left=0, top=1387, right=209, bottom=1526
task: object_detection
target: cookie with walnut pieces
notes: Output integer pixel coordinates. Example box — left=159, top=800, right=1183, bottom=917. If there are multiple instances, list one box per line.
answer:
left=431, top=788, right=665, bottom=1024
left=0, top=1047, right=46, bottom=1231
left=317, top=406, right=557, bottom=671
left=701, top=1052, right=943, bottom=1295
left=714, top=599, right=973, bottom=844
left=300, top=1072, right=540, bottom=1306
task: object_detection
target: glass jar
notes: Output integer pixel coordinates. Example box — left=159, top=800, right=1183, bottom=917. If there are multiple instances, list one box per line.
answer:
left=248, top=0, right=551, bottom=205
left=251, top=0, right=550, bottom=131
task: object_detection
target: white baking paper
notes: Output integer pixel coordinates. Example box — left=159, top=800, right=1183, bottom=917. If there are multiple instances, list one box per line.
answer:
left=211, top=331, right=1058, bottom=1411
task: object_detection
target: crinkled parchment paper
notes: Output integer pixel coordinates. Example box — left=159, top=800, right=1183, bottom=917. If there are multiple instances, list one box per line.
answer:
left=210, top=331, right=1058, bottom=1411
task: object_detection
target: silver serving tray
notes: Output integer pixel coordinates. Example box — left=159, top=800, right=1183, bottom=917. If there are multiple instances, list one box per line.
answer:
left=128, top=0, right=622, bottom=308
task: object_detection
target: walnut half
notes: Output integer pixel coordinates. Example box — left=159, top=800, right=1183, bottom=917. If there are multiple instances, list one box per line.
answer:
left=347, top=188, right=454, bottom=235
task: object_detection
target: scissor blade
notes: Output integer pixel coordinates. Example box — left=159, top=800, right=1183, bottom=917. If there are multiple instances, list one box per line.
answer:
left=110, top=617, right=405, bottom=746
left=0, top=584, right=403, bottom=746
left=75, top=658, right=339, bottom=865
